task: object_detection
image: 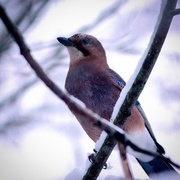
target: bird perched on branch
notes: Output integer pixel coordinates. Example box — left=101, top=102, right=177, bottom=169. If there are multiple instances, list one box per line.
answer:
left=57, top=33, right=176, bottom=176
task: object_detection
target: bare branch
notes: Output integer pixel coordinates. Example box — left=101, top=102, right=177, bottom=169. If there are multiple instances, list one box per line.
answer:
left=78, top=0, right=126, bottom=33
left=170, top=8, right=180, bottom=16
left=114, top=0, right=177, bottom=126
left=0, top=0, right=50, bottom=55
left=118, top=142, right=133, bottom=180
left=84, top=0, right=178, bottom=178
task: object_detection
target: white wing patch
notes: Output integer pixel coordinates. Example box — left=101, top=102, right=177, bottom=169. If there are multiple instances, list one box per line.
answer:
left=126, top=128, right=157, bottom=162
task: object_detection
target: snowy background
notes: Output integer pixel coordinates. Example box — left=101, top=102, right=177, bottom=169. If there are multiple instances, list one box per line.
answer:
left=0, top=0, right=180, bottom=179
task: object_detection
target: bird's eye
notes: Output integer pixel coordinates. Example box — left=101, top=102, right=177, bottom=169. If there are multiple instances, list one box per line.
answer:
left=82, top=37, right=92, bottom=46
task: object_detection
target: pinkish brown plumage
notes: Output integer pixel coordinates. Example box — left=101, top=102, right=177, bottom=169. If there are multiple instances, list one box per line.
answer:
left=58, top=34, right=145, bottom=141
left=57, top=33, right=176, bottom=174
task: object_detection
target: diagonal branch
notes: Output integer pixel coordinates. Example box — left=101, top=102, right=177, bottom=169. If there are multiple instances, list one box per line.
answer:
left=78, top=0, right=126, bottom=32
left=83, top=0, right=178, bottom=179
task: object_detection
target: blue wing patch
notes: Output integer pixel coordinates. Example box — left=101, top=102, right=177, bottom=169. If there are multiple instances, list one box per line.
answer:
left=114, top=78, right=140, bottom=107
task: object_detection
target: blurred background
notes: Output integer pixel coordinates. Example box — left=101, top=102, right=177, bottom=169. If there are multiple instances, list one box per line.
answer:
left=0, top=0, right=180, bottom=179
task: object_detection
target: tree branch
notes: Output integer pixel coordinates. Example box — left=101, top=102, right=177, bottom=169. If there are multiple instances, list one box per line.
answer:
left=118, top=142, right=133, bottom=180
left=83, top=0, right=178, bottom=179
left=170, top=8, right=180, bottom=16
left=78, top=0, right=126, bottom=33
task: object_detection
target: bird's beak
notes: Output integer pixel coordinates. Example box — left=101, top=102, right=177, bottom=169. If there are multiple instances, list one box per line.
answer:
left=57, top=37, right=74, bottom=47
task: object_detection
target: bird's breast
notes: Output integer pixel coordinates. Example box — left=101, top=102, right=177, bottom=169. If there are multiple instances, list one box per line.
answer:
left=65, top=65, right=146, bottom=142
left=65, top=67, right=120, bottom=120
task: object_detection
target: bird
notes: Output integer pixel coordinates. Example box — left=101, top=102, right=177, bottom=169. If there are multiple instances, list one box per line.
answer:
left=57, top=33, right=177, bottom=176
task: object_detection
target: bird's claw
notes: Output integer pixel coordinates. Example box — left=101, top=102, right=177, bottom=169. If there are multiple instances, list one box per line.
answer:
left=88, top=149, right=107, bottom=169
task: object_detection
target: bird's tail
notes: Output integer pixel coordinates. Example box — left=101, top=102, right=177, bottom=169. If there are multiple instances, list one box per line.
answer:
left=137, top=157, right=177, bottom=176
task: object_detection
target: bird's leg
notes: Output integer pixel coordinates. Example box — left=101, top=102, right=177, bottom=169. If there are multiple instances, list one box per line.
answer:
left=88, top=149, right=107, bottom=169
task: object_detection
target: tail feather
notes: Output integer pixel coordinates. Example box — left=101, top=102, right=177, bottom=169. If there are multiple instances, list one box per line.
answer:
left=137, top=157, right=177, bottom=176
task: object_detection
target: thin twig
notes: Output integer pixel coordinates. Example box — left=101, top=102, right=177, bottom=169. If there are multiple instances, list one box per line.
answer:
left=118, top=142, right=133, bottom=180
left=78, top=0, right=126, bottom=32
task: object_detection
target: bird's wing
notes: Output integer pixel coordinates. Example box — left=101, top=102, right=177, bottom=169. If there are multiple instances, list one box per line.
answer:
left=107, top=68, right=165, bottom=153
left=107, top=68, right=179, bottom=176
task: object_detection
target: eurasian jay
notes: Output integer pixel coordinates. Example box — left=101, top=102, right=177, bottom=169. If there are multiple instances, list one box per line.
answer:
left=57, top=33, right=176, bottom=176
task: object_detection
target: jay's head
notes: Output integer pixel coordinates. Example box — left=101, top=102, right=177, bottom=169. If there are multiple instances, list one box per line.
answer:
left=57, top=34, right=107, bottom=66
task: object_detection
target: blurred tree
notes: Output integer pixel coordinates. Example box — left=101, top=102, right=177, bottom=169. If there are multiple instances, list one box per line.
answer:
left=0, top=0, right=51, bottom=55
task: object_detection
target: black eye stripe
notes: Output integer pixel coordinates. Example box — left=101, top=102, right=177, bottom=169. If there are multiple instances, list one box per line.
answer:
left=70, top=35, right=91, bottom=56
left=76, top=43, right=90, bottom=56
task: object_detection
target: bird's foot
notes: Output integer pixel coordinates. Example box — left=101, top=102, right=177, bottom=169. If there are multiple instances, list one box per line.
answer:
left=88, top=149, right=107, bottom=169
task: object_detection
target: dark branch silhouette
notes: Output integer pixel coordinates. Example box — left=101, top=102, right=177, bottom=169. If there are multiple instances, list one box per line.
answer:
left=83, top=0, right=179, bottom=179
left=170, top=8, right=180, bottom=16
left=0, top=0, right=50, bottom=55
